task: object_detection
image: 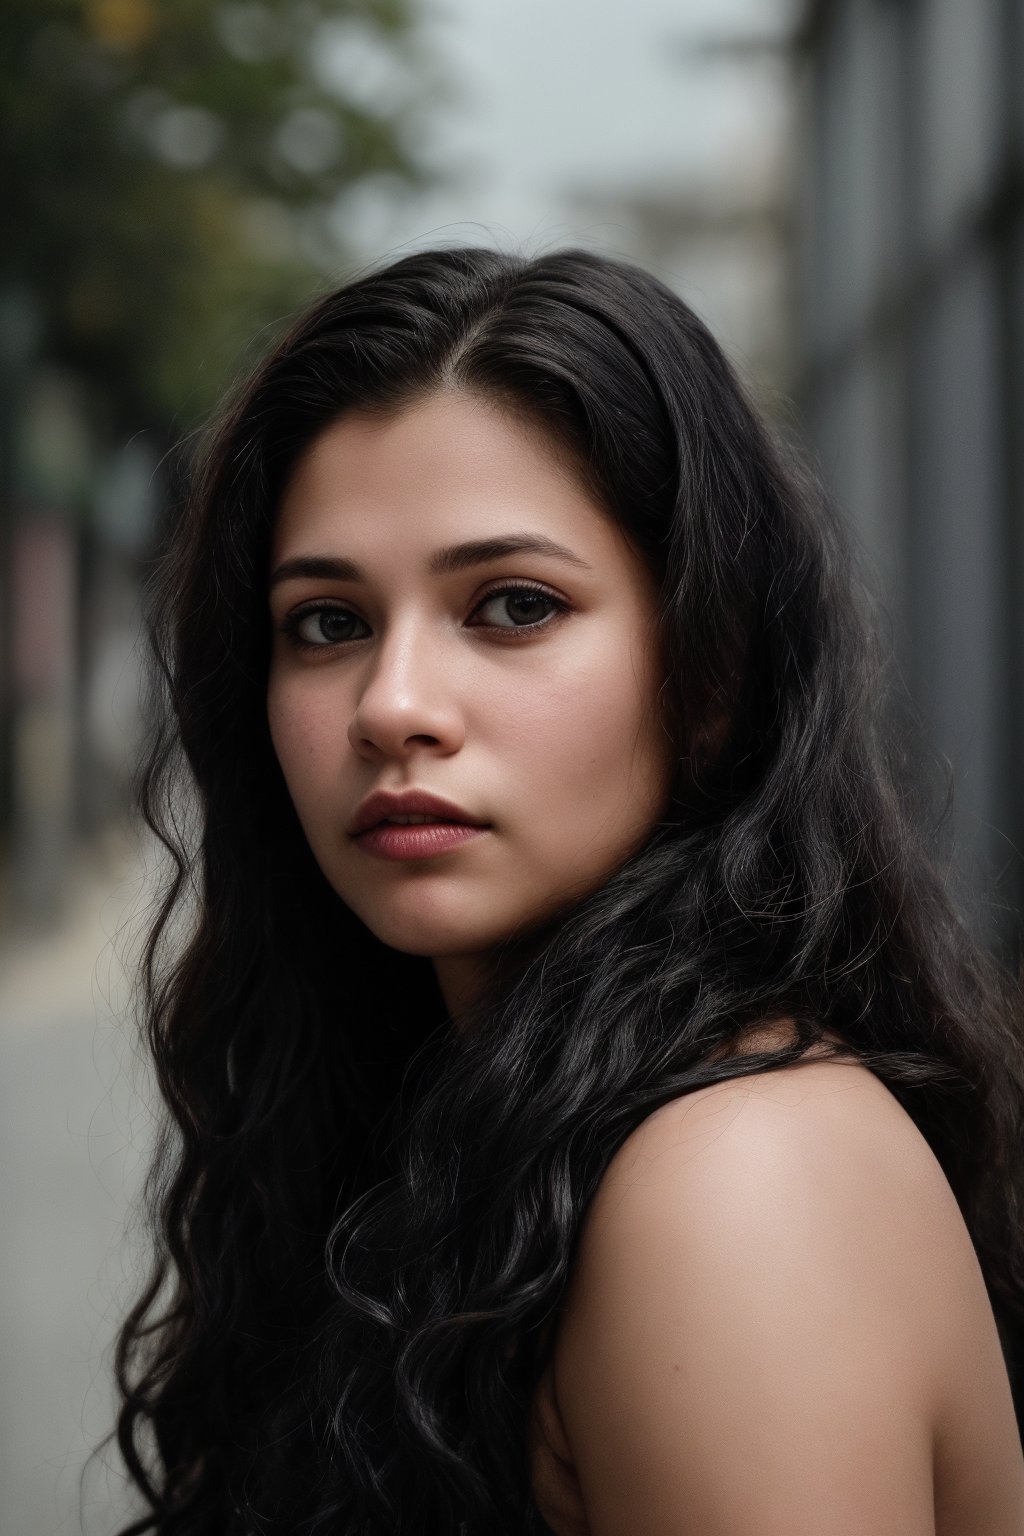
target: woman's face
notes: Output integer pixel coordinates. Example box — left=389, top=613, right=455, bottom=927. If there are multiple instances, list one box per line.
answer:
left=267, top=390, right=675, bottom=1014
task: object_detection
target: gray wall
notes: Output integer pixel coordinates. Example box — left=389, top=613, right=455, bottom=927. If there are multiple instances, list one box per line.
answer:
left=798, top=0, right=1024, bottom=934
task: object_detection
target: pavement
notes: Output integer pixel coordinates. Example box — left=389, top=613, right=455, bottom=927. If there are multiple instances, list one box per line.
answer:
left=0, top=822, right=160, bottom=1536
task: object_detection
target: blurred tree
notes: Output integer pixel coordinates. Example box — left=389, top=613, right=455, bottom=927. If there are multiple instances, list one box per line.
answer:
left=1, top=0, right=444, bottom=428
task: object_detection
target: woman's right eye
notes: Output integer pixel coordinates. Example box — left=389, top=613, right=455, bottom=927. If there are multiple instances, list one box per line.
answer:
left=283, top=605, right=368, bottom=649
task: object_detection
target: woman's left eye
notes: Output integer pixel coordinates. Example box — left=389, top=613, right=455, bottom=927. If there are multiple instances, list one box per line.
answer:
left=469, top=584, right=567, bottom=632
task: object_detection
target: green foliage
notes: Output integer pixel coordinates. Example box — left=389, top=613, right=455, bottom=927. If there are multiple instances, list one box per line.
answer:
left=1, top=0, right=444, bottom=426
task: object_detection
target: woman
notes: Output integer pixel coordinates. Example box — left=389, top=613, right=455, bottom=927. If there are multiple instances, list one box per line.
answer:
left=114, top=244, right=1024, bottom=1534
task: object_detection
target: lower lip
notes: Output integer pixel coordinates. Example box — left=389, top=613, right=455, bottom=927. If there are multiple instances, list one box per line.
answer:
left=353, top=822, right=490, bottom=860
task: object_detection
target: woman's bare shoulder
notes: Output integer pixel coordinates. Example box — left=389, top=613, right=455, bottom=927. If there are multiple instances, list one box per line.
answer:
left=569, top=1018, right=960, bottom=1293
left=546, top=1020, right=1024, bottom=1534
left=582, top=1020, right=930, bottom=1232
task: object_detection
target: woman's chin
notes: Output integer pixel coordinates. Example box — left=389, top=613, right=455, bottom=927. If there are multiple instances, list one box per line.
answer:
left=354, top=906, right=507, bottom=961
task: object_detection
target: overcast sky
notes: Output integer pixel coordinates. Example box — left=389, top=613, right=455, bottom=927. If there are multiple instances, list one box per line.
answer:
left=331, top=0, right=798, bottom=266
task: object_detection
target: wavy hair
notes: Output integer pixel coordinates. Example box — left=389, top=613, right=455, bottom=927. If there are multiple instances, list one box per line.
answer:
left=112, top=244, right=1024, bottom=1534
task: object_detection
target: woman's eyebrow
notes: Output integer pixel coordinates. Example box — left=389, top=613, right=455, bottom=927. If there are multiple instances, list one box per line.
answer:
left=269, top=533, right=593, bottom=589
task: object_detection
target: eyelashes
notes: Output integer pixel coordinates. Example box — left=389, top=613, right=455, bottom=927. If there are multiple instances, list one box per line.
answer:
left=278, top=580, right=570, bottom=652
left=281, top=605, right=367, bottom=649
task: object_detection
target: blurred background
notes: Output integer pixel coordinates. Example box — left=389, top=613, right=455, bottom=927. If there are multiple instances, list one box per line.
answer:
left=1, top=0, right=1022, bottom=1530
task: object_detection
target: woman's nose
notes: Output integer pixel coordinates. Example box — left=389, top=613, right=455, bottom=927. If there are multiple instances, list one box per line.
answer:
left=347, top=625, right=466, bottom=761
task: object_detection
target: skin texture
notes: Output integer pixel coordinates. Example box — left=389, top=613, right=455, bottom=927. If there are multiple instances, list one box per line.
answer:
left=266, top=388, right=675, bottom=1019
left=530, top=1025, right=1024, bottom=1535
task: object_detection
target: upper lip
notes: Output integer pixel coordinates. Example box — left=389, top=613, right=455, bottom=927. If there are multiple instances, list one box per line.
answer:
left=348, top=789, right=489, bottom=837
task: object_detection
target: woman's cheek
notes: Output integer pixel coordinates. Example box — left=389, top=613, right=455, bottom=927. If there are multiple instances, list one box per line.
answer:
left=269, top=683, right=337, bottom=807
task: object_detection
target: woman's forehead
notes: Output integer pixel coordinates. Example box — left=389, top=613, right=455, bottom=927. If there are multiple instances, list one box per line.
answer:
left=269, top=392, right=639, bottom=578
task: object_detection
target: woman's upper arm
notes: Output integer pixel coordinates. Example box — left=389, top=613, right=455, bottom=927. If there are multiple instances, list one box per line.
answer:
left=551, top=1064, right=951, bottom=1536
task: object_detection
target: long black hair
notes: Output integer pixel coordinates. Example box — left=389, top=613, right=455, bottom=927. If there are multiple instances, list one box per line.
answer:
left=113, top=243, right=1024, bottom=1535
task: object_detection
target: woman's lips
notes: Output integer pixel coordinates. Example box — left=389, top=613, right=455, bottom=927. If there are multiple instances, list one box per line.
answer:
left=354, top=821, right=490, bottom=861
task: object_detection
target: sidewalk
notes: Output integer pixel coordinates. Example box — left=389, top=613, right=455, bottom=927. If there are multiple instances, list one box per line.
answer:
left=0, top=822, right=160, bottom=1536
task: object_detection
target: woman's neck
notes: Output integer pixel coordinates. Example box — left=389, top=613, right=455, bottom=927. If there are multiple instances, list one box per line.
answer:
left=433, top=919, right=561, bottom=1033
left=432, top=952, right=495, bottom=1031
